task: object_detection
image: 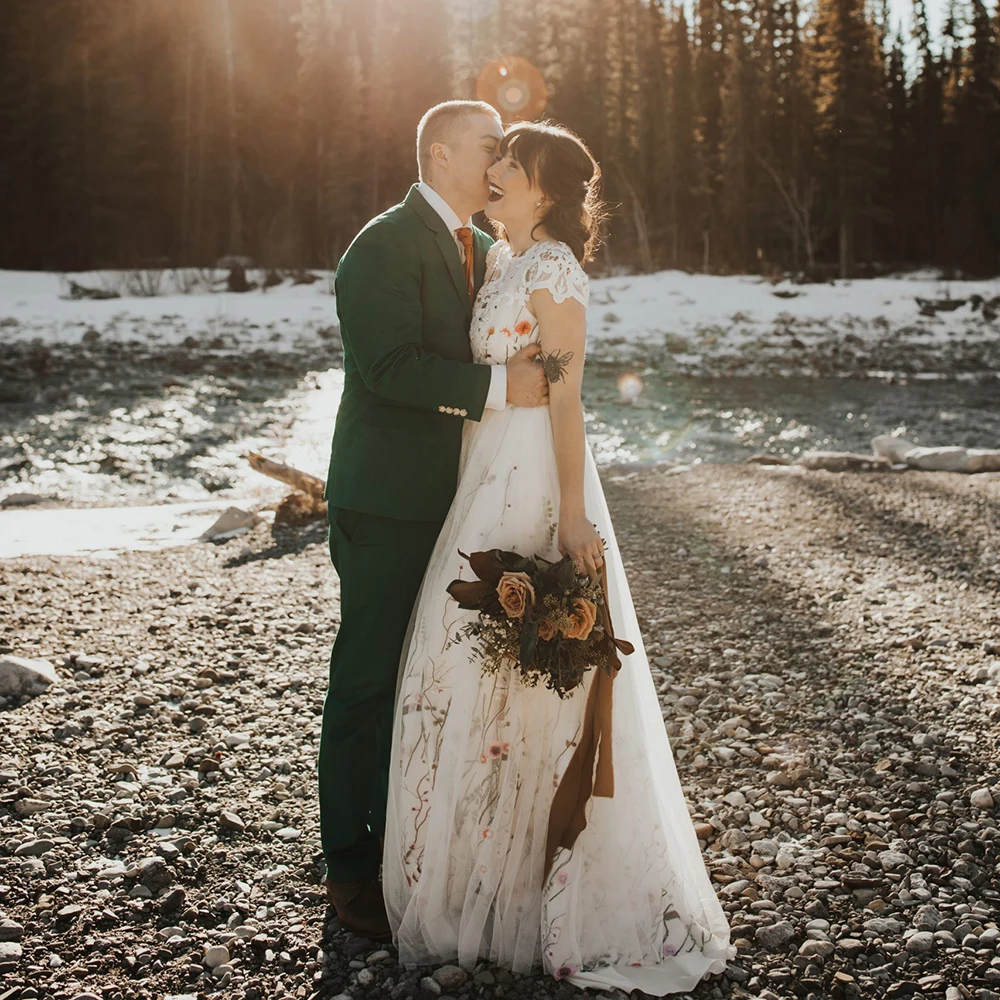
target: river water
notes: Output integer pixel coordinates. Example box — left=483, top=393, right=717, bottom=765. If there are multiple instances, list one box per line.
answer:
left=2, top=347, right=998, bottom=510
left=584, top=365, right=1000, bottom=467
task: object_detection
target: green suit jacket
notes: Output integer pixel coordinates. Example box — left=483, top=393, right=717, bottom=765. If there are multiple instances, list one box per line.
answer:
left=326, top=185, right=496, bottom=522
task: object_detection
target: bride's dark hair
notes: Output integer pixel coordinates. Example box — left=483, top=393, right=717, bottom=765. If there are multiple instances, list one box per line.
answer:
left=496, top=121, right=605, bottom=265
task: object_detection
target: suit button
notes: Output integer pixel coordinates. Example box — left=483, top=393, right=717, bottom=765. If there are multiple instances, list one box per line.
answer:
left=459, top=409, right=468, bottom=417
left=438, top=406, right=446, bottom=412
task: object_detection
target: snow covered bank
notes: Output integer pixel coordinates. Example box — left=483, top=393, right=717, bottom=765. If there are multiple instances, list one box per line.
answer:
left=590, top=270, right=1000, bottom=374
left=0, top=368, right=342, bottom=558
left=0, top=500, right=244, bottom=559
left=2, top=267, right=998, bottom=376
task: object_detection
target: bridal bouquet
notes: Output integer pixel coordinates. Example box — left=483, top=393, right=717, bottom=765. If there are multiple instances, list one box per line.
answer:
left=446, top=549, right=634, bottom=699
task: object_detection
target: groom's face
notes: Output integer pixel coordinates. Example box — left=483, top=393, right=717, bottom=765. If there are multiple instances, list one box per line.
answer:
left=447, top=113, right=504, bottom=213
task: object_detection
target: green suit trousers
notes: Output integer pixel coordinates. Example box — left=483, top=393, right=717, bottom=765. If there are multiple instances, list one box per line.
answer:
left=318, top=506, right=443, bottom=882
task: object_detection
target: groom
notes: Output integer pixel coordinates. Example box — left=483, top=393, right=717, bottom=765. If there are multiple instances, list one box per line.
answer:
left=318, top=100, right=549, bottom=938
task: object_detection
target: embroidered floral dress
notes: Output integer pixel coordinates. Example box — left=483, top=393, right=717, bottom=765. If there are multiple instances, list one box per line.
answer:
left=383, top=240, right=733, bottom=995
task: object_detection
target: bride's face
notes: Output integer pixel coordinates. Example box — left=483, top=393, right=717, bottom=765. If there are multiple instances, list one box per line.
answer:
left=485, top=153, right=546, bottom=229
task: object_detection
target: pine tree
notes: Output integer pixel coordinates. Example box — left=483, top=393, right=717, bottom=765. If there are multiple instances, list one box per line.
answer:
left=947, top=0, right=1000, bottom=273
left=693, top=0, right=725, bottom=270
left=881, top=27, right=910, bottom=263
left=295, top=0, right=364, bottom=265
left=809, top=0, right=887, bottom=276
left=376, top=0, right=452, bottom=204
left=636, top=0, right=672, bottom=268
left=0, top=0, right=994, bottom=272
left=908, top=0, right=945, bottom=264
left=666, top=7, right=697, bottom=267
left=0, top=1, right=48, bottom=268
left=720, top=23, right=752, bottom=269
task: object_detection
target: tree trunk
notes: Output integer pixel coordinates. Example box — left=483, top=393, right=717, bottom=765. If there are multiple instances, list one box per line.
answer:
left=181, top=40, right=194, bottom=261
left=221, top=0, right=241, bottom=255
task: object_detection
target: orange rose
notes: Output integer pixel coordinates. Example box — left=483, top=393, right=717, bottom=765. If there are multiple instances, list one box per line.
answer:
left=560, top=598, right=598, bottom=641
left=537, top=618, right=557, bottom=641
left=496, top=572, right=535, bottom=618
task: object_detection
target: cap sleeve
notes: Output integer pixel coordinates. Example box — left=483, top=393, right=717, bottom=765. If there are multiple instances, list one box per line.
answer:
left=524, top=243, right=589, bottom=309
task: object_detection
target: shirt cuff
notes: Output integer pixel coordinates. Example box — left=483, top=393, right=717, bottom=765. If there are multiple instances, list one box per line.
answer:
left=485, top=365, right=507, bottom=411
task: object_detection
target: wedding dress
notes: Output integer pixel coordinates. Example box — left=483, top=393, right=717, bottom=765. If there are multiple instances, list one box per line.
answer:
left=383, top=239, right=733, bottom=995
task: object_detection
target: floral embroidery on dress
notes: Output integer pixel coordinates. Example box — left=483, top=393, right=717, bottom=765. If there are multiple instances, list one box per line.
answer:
left=470, top=241, right=590, bottom=366
left=384, top=235, right=733, bottom=994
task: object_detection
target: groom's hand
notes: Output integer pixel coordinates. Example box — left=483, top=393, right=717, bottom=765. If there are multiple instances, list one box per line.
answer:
left=505, top=344, right=549, bottom=407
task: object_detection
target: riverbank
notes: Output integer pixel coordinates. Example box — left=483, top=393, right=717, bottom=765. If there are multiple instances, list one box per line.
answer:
left=2, top=266, right=998, bottom=378
left=2, top=464, right=999, bottom=998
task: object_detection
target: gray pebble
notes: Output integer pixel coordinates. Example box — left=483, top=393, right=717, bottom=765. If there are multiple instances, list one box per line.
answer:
left=432, top=965, right=468, bottom=989
left=203, top=944, right=229, bottom=969
left=755, top=920, right=796, bottom=948
left=798, top=940, right=834, bottom=959
left=905, top=931, right=935, bottom=953
left=0, top=919, right=24, bottom=942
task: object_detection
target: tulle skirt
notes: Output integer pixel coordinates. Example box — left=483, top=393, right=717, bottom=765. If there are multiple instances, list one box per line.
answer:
left=383, top=404, right=733, bottom=995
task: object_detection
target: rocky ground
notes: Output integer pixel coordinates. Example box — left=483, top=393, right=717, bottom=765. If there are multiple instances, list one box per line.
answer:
left=2, top=464, right=1000, bottom=1000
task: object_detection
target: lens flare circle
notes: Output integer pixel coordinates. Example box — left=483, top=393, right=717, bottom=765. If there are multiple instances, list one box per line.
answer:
left=476, top=56, right=547, bottom=122
left=616, top=372, right=644, bottom=404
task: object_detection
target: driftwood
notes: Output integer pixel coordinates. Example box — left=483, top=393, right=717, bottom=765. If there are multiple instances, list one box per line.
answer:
left=969, top=294, right=1000, bottom=322
left=872, top=435, right=1000, bottom=473
left=246, top=452, right=327, bottom=525
left=794, top=451, right=892, bottom=472
left=748, top=437, right=1000, bottom=475
left=745, top=451, right=890, bottom=471
left=66, top=280, right=119, bottom=301
left=247, top=452, right=325, bottom=499
left=916, top=296, right=966, bottom=317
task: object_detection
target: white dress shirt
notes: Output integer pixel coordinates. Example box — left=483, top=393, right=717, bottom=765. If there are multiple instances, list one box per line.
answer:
left=417, top=181, right=507, bottom=412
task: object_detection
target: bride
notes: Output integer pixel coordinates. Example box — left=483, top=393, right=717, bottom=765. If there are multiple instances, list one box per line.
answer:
left=383, top=121, right=733, bottom=995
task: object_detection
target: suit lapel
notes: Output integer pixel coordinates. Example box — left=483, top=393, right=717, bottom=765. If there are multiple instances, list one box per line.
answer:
left=404, top=185, right=472, bottom=320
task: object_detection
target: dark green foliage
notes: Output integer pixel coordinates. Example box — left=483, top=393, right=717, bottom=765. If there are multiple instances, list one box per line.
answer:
left=0, top=0, right=996, bottom=274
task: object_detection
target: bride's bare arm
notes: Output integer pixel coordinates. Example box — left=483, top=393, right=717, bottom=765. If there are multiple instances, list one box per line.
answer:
left=530, top=287, right=604, bottom=578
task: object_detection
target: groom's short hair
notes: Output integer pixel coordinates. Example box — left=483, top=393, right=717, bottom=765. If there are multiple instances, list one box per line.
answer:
left=417, top=101, right=502, bottom=178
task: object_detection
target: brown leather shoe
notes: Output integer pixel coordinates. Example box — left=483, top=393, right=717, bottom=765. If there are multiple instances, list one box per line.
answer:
left=324, top=878, right=391, bottom=940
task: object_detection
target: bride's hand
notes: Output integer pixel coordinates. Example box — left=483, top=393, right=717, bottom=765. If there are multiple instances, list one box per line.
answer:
left=558, top=512, right=604, bottom=579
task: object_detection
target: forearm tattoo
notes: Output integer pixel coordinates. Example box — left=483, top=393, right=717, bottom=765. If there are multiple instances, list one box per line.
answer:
left=538, top=348, right=574, bottom=384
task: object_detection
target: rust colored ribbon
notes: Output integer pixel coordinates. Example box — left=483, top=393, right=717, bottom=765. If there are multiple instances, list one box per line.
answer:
left=455, top=226, right=475, bottom=300
left=543, top=561, right=634, bottom=884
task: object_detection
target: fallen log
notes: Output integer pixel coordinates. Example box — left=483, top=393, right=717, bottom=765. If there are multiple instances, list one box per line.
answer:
left=66, top=280, right=119, bottom=301
left=246, top=452, right=327, bottom=526
left=872, top=435, right=1000, bottom=473
left=916, top=296, right=967, bottom=317
left=246, top=452, right=325, bottom=500
left=794, top=451, right=892, bottom=472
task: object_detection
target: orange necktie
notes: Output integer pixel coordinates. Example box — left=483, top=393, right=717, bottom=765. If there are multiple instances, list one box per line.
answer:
left=455, top=226, right=475, bottom=299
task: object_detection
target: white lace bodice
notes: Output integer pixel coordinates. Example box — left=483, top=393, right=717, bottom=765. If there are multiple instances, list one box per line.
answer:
left=470, top=240, right=590, bottom=365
